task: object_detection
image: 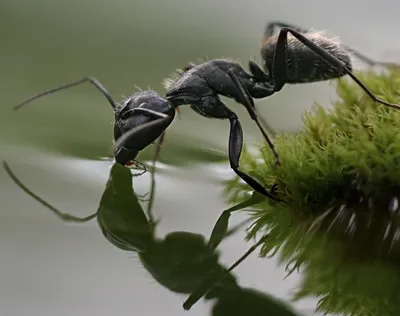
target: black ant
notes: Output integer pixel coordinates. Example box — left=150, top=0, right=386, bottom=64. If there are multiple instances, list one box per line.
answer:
left=13, top=36, right=400, bottom=203
left=163, top=59, right=282, bottom=200
left=250, top=21, right=400, bottom=107
left=13, top=60, right=283, bottom=202
left=13, top=79, right=167, bottom=174
left=160, top=46, right=400, bottom=198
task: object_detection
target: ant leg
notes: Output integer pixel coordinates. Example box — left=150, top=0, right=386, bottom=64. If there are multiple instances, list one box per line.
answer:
left=265, top=21, right=400, bottom=69
left=3, top=161, right=97, bottom=222
left=227, top=68, right=280, bottom=165
left=224, top=218, right=253, bottom=238
left=146, top=132, right=167, bottom=226
left=342, top=44, right=400, bottom=68
left=274, top=28, right=400, bottom=110
left=175, top=107, right=182, bottom=120
left=207, top=191, right=266, bottom=251
left=14, top=77, right=117, bottom=111
left=183, top=234, right=269, bottom=310
left=153, top=132, right=167, bottom=167
left=227, top=112, right=281, bottom=201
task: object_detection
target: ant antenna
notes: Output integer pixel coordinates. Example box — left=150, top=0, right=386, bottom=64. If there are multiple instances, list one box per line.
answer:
left=14, top=77, right=117, bottom=111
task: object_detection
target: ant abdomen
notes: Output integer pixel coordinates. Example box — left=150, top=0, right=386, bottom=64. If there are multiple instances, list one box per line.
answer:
left=262, top=32, right=352, bottom=84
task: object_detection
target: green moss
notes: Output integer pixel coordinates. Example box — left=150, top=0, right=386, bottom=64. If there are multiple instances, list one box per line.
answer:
left=225, top=68, right=400, bottom=316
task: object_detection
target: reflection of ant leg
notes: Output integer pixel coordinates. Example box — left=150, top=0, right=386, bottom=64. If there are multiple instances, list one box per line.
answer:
left=3, top=161, right=97, bottom=222
left=136, top=192, right=151, bottom=203
left=224, top=217, right=253, bottom=239
left=146, top=132, right=167, bottom=227
left=144, top=61, right=191, bottom=219
left=183, top=234, right=269, bottom=310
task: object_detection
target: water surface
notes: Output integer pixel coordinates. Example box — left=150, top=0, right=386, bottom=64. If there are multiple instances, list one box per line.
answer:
left=2, top=1, right=400, bottom=315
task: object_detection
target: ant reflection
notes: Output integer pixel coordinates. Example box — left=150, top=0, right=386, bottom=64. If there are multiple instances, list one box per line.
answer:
left=4, top=161, right=306, bottom=315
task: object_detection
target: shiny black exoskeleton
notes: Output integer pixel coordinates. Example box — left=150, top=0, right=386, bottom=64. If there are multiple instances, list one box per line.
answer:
left=164, top=59, right=281, bottom=201
left=113, top=90, right=175, bottom=165
left=251, top=21, right=400, bottom=109
left=13, top=60, right=282, bottom=202
left=13, top=78, right=175, bottom=170
left=164, top=59, right=275, bottom=106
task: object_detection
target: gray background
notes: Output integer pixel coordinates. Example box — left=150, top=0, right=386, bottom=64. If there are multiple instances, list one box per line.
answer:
left=1, top=1, right=399, bottom=315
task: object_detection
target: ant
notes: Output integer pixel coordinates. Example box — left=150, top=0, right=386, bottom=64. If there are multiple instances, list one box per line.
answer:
left=251, top=20, right=400, bottom=106
left=12, top=60, right=284, bottom=202
left=13, top=36, right=400, bottom=203
left=160, top=45, right=400, bottom=196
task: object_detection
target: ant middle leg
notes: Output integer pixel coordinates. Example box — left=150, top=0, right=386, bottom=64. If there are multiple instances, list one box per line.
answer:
left=227, top=112, right=281, bottom=201
left=227, top=68, right=280, bottom=165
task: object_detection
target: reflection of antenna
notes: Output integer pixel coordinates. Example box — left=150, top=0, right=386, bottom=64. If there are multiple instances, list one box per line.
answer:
left=3, top=161, right=97, bottom=222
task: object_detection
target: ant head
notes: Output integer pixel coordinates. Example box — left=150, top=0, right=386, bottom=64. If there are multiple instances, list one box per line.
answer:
left=117, top=91, right=166, bottom=117
left=113, top=91, right=175, bottom=166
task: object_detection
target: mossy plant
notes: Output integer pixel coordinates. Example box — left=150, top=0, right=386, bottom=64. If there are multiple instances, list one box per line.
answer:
left=224, top=68, right=400, bottom=316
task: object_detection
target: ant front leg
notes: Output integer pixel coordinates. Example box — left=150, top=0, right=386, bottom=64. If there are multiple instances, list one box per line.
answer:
left=227, top=112, right=281, bottom=202
left=227, top=68, right=280, bottom=165
left=274, top=28, right=400, bottom=109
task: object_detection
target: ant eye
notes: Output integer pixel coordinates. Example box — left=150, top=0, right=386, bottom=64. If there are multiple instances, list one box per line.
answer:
left=119, top=109, right=133, bottom=119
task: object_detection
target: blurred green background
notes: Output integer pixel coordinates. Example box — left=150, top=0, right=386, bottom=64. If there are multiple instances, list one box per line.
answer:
left=1, top=0, right=400, bottom=315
